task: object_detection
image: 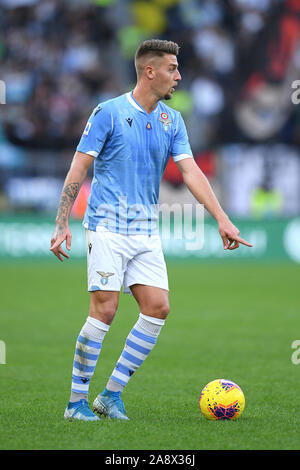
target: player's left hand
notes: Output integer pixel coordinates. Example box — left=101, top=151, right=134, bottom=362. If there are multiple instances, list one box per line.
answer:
left=218, top=218, right=253, bottom=251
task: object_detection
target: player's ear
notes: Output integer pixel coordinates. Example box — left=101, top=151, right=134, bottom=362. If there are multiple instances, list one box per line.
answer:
left=145, top=65, right=155, bottom=80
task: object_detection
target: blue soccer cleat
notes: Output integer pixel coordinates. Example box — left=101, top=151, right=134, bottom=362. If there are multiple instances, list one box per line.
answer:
left=64, top=399, right=100, bottom=421
left=93, top=388, right=129, bottom=420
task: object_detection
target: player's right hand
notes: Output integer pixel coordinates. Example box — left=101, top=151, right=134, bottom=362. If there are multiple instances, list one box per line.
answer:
left=50, top=225, right=72, bottom=262
left=218, top=218, right=253, bottom=251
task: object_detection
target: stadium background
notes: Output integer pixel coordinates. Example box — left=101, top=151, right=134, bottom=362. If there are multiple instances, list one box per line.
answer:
left=1, top=0, right=300, bottom=451
left=1, top=0, right=300, bottom=260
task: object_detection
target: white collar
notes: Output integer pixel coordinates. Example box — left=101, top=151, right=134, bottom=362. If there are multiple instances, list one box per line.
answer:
left=126, top=92, right=159, bottom=114
left=126, top=92, right=144, bottom=112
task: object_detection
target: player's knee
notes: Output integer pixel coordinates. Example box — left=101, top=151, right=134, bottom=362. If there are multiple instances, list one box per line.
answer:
left=90, top=292, right=118, bottom=324
left=159, top=301, right=170, bottom=319
left=92, top=303, right=117, bottom=324
left=143, top=301, right=170, bottom=319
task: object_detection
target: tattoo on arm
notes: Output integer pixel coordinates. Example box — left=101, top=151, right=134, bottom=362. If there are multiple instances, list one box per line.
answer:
left=56, top=182, right=80, bottom=230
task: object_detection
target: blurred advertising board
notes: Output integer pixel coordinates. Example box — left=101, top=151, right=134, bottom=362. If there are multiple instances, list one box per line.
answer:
left=0, top=215, right=300, bottom=262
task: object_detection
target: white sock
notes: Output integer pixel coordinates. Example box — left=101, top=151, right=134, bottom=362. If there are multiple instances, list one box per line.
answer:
left=106, top=313, right=165, bottom=393
left=70, top=316, right=109, bottom=402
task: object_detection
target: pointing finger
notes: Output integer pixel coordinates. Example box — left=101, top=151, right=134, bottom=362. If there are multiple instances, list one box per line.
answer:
left=236, top=236, right=253, bottom=247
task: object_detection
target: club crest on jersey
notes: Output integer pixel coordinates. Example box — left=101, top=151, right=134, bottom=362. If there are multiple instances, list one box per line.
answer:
left=146, top=122, right=152, bottom=130
left=159, top=112, right=172, bottom=131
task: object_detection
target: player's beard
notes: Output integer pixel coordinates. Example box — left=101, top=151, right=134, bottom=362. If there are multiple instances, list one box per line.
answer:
left=163, top=89, right=173, bottom=100
left=163, top=85, right=177, bottom=100
left=159, top=85, right=175, bottom=101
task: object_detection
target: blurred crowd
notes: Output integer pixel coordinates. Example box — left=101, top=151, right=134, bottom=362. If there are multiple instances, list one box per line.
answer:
left=2, top=0, right=300, bottom=149
left=1, top=0, right=300, bottom=214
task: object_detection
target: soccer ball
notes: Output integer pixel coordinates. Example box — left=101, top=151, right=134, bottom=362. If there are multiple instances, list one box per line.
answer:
left=199, top=379, right=245, bottom=420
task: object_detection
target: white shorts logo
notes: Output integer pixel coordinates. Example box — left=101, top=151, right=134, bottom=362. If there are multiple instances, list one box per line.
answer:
left=97, top=271, right=115, bottom=285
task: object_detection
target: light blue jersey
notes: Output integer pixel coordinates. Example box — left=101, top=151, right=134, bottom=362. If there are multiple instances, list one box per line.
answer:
left=77, top=92, right=193, bottom=235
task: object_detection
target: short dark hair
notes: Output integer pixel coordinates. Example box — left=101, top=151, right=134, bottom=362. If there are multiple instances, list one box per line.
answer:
left=135, top=39, right=179, bottom=61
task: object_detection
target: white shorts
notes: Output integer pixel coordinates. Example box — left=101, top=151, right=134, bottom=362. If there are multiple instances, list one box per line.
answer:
left=85, top=228, right=169, bottom=294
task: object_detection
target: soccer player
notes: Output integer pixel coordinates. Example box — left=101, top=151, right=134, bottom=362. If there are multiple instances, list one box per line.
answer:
left=50, top=39, right=252, bottom=421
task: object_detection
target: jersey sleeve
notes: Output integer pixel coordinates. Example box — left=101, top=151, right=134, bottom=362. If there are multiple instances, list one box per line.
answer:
left=76, top=104, right=113, bottom=158
left=171, top=113, right=193, bottom=162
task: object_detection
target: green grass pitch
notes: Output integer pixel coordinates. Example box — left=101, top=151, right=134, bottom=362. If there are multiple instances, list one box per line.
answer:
left=0, top=258, right=299, bottom=450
